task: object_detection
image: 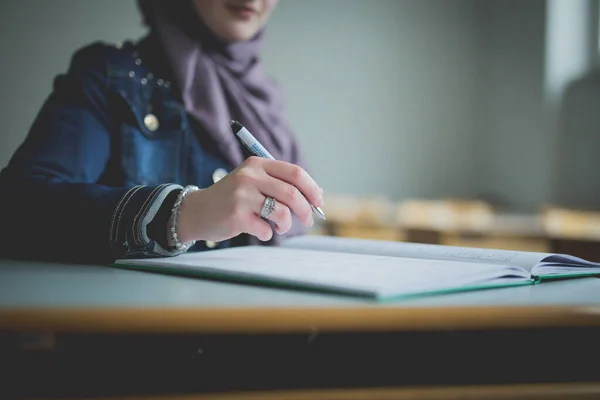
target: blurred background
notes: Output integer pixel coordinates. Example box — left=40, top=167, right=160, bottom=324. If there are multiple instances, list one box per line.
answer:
left=1, top=0, right=599, bottom=259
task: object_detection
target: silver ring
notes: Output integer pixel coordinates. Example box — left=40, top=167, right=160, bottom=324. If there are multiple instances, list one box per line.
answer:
left=260, top=196, right=277, bottom=219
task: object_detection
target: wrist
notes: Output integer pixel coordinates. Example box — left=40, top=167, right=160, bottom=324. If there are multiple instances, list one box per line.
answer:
left=174, top=194, right=195, bottom=244
left=167, top=185, right=199, bottom=250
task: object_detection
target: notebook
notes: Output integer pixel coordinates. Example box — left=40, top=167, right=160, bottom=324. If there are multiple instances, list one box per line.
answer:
left=112, top=235, right=600, bottom=300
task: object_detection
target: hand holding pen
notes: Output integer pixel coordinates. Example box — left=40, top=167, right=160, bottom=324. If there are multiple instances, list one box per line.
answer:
left=174, top=121, right=325, bottom=244
left=230, top=120, right=326, bottom=221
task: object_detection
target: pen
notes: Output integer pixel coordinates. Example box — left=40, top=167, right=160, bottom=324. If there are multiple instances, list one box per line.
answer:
left=230, top=120, right=326, bottom=220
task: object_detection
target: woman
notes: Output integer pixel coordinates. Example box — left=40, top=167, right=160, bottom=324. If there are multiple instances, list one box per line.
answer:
left=0, top=0, right=323, bottom=263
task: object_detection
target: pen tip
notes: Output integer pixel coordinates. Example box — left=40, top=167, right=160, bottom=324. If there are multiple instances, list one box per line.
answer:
left=313, top=206, right=327, bottom=220
left=230, top=120, right=243, bottom=133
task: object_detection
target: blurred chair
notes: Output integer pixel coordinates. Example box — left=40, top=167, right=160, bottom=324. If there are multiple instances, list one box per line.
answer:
left=395, top=198, right=494, bottom=244
left=395, top=199, right=548, bottom=251
left=321, top=194, right=401, bottom=241
left=541, top=206, right=600, bottom=261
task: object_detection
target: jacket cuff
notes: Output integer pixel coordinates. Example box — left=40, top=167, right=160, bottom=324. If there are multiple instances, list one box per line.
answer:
left=109, top=183, right=186, bottom=258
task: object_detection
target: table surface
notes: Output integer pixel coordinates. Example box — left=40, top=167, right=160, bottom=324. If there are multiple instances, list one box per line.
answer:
left=5, top=259, right=600, bottom=400
left=3, top=258, right=600, bottom=333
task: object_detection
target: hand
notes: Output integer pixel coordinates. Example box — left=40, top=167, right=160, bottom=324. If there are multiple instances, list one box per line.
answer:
left=176, top=157, right=324, bottom=243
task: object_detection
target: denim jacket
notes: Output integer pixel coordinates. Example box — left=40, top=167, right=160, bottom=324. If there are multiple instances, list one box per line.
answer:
left=0, top=37, right=241, bottom=263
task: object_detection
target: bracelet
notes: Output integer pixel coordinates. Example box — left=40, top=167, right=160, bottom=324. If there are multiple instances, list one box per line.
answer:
left=168, top=185, right=199, bottom=251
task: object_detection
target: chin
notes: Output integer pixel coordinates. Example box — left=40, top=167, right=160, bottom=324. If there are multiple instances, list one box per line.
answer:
left=219, top=24, right=259, bottom=42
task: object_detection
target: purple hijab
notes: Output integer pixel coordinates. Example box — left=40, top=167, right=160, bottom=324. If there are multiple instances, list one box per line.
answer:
left=139, top=1, right=306, bottom=242
left=141, top=0, right=303, bottom=169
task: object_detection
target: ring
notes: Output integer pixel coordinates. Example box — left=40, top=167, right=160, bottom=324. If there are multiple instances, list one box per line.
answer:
left=260, top=196, right=277, bottom=219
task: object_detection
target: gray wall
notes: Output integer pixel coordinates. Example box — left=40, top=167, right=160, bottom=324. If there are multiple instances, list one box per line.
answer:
left=471, top=0, right=548, bottom=211
left=262, top=0, right=480, bottom=200
left=0, top=0, right=146, bottom=165
left=0, top=0, right=596, bottom=211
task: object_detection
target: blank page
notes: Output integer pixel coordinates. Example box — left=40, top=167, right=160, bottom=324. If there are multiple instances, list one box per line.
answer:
left=283, top=236, right=550, bottom=272
left=114, top=246, right=531, bottom=299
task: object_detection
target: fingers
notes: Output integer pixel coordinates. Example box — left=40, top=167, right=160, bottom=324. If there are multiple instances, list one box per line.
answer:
left=259, top=159, right=323, bottom=210
left=238, top=195, right=292, bottom=240
left=258, top=196, right=294, bottom=234
left=243, top=215, right=274, bottom=242
left=258, top=175, right=314, bottom=227
left=232, top=157, right=323, bottom=237
left=230, top=181, right=293, bottom=239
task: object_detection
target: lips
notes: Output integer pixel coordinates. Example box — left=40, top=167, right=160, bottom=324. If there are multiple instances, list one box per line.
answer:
left=225, top=3, right=257, bottom=18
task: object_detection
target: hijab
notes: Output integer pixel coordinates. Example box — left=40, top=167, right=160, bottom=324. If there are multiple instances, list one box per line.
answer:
left=138, top=0, right=304, bottom=169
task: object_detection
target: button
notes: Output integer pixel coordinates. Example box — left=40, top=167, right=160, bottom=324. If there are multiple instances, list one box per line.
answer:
left=144, top=114, right=159, bottom=131
left=205, top=241, right=218, bottom=249
left=212, top=168, right=228, bottom=183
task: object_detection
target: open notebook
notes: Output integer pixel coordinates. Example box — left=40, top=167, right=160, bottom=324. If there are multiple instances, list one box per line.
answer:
left=112, top=235, right=600, bottom=300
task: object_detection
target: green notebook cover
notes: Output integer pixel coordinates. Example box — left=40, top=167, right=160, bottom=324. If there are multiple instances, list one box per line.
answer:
left=536, top=271, right=600, bottom=281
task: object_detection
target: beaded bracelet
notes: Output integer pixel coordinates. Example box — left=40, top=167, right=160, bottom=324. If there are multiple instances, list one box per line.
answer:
left=168, top=185, right=199, bottom=251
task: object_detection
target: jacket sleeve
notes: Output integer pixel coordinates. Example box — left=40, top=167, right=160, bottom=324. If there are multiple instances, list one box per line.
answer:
left=0, top=44, right=184, bottom=263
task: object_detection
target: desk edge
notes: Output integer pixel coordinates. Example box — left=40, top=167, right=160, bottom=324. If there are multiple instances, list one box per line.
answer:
left=2, top=305, right=600, bottom=334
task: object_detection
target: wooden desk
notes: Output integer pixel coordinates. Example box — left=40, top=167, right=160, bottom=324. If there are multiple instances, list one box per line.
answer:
left=3, top=259, right=600, bottom=399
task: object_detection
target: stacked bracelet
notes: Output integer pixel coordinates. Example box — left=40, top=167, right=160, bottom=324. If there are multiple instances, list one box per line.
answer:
left=168, top=185, right=199, bottom=251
